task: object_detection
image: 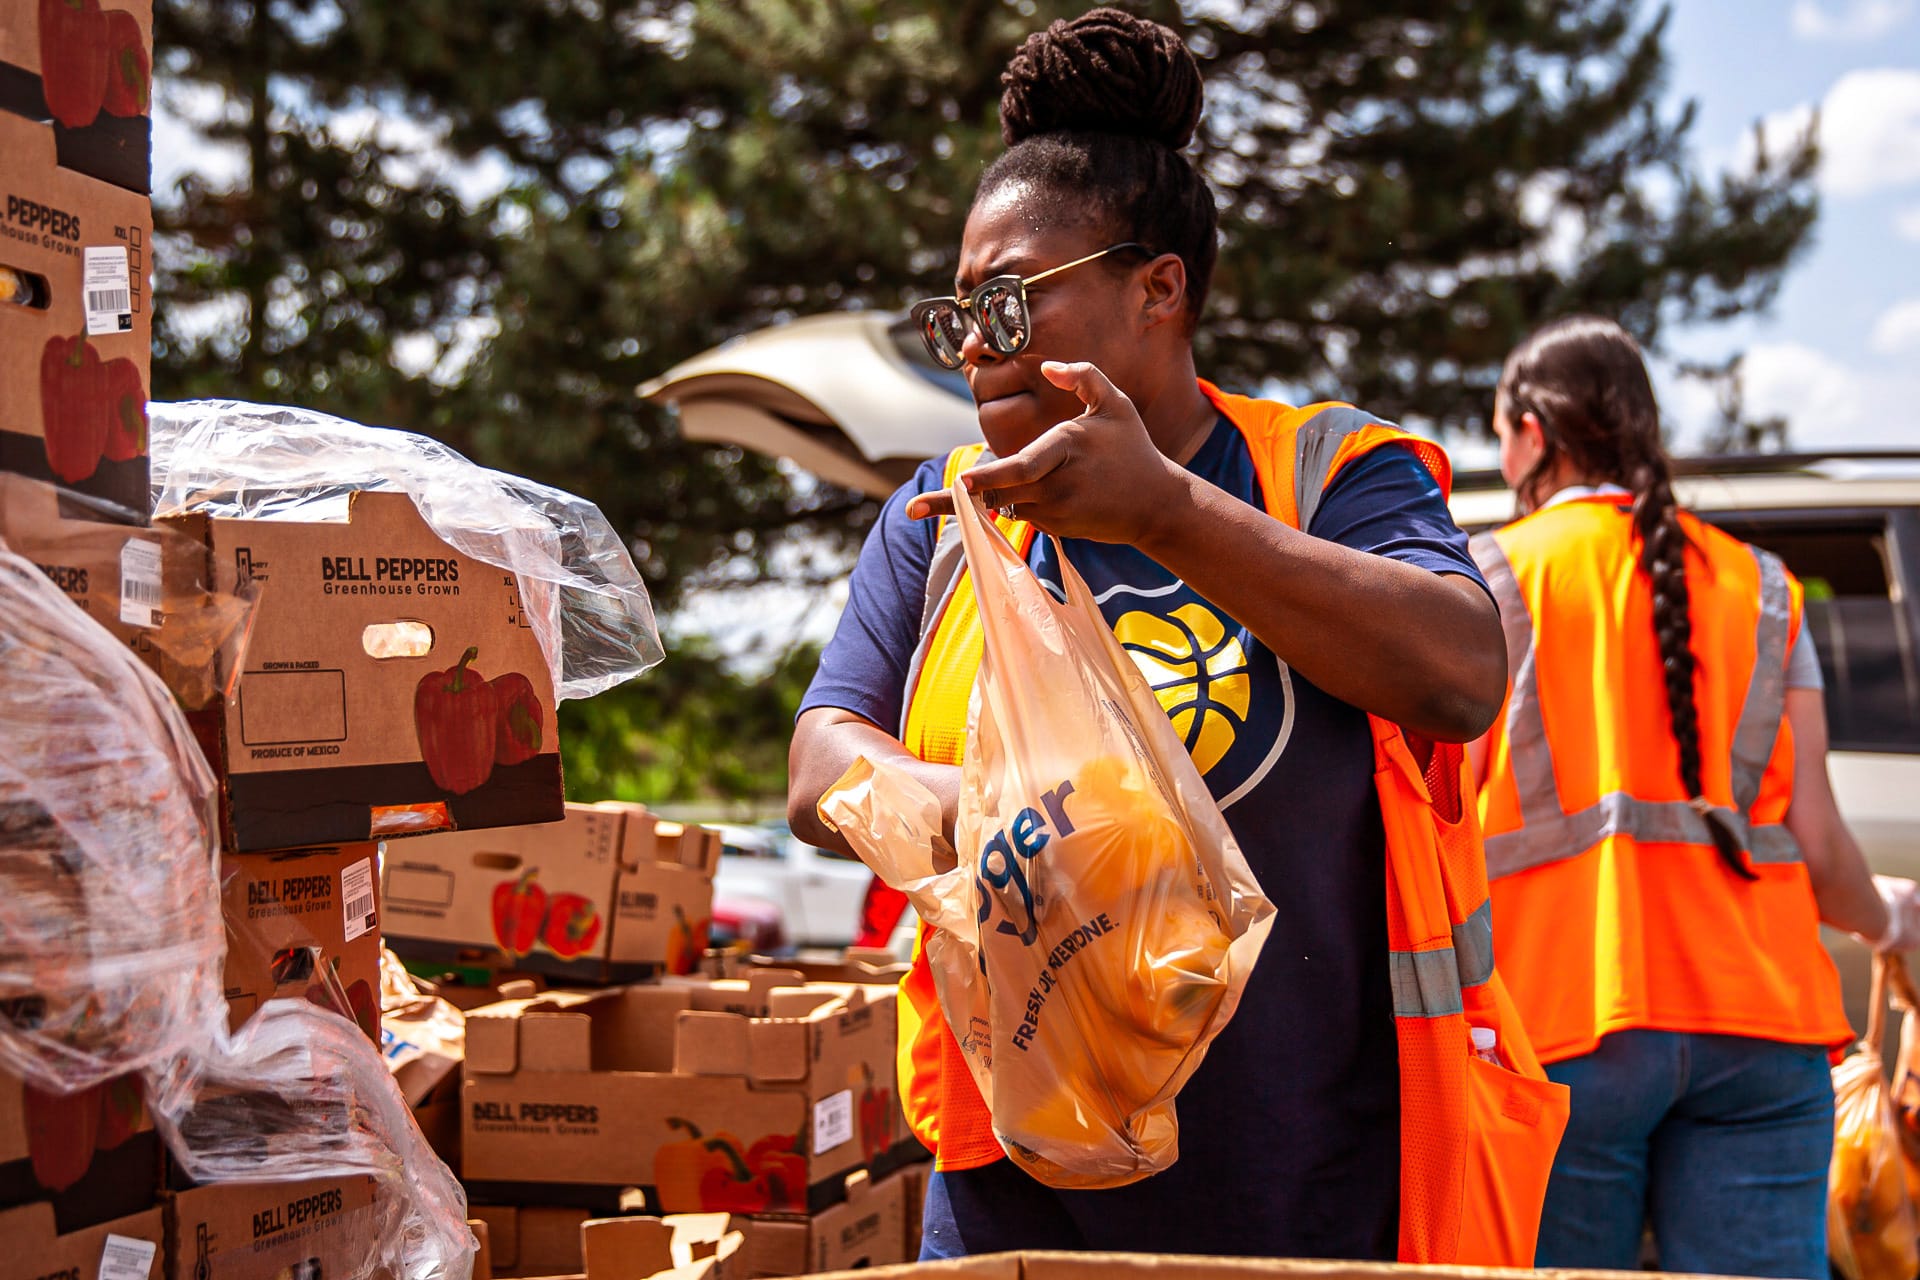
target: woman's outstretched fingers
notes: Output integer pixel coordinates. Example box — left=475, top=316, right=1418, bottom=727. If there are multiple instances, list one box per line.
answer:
left=1041, top=359, right=1122, bottom=411
left=906, top=491, right=955, bottom=521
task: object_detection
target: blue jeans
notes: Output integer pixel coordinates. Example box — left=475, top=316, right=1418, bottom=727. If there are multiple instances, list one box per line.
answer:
left=1538, top=1030, right=1834, bottom=1279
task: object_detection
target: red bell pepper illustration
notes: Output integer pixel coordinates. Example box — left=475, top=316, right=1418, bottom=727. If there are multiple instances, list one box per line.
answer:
left=40, top=334, right=109, bottom=483
left=858, top=1062, right=892, bottom=1164
left=345, top=976, right=379, bottom=1041
left=747, top=1130, right=808, bottom=1211
left=492, top=870, right=547, bottom=958
left=100, top=356, right=146, bottom=462
left=94, top=1073, right=145, bottom=1150
left=100, top=8, right=149, bottom=117
left=25, top=1080, right=101, bottom=1191
left=542, top=892, right=602, bottom=960
left=414, top=645, right=500, bottom=794
left=38, top=0, right=109, bottom=129
left=490, top=671, right=543, bottom=765
left=665, top=904, right=709, bottom=975
left=699, top=1136, right=774, bottom=1213
left=654, top=1120, right=773, bottom=1213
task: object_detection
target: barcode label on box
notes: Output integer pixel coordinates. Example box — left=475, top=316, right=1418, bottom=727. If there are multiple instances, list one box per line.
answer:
left=99, top=1233, right=157, bottom=1280
left=83, top=246, right=134, bottom=336
left=813, top=1088, right=854, bottom=1155
left=341, top=857, right=377, bottom=942
left=119, top=539, right=162, bottom=628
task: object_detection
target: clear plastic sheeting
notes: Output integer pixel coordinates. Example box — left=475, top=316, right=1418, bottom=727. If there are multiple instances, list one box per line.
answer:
left=148, top=399, right=664, bottom=699
left=0, top=538, right=227, bottom=1092
left=1, top=541, right=474, bottom=1279
left=148, top=1000, right=475, bottom=1280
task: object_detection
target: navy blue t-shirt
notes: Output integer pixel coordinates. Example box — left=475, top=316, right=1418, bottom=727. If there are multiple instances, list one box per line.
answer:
left=801, top=416, right=1486, bottom=1259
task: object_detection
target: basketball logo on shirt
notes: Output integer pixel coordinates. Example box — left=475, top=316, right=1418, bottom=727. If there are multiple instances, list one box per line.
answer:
left=1114, top=602, right=1253, bottom=775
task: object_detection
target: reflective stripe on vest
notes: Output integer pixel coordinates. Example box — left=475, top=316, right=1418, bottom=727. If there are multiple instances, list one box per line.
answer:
left=1392, top=899, right=1495, bottom=1018
left=1471, top=535, right=1801, bottom=879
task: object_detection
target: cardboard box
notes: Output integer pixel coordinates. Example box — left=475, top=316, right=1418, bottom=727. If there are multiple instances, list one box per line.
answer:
left=6, top=1200, right=164, bottom=1280
left=471, top=1204, right=596, bottom=1278
left=163, top=489, right=565, bottom=852
left=461, top=977, right=901, bottom=1215
left=0, top=475, right=255, bottom=709
left=0, top=1067, right=159, bottom=1232
left=0, top=0, right=151, bottom=193
left=796, top=1256, right=1698, bottom=1280
left=165, top=1174, right=386, bottom=1280
left=583, top=1212, right=742, bottom=1280
left=607, top=806, right=722, bottom=973
left=219, top=844, right=382, bottom=1043
left=900, top=1162, right=928, bottom=1262
left=471, top=1217, right=496, bottom=1280
left=717, top=949, right=909, bottom=987
left=383, top=803, right=717, bottom=982
left=383, top=803, right=624, bottom=980
left=380, top=958, right=467, bottom=1168
left=735, top=1169, right=907, bottom=1279
left=0, top=113, right=150, bottom=524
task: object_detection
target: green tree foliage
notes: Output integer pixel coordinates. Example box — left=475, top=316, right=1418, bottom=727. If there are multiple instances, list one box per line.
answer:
left=1179, top=1, right=1817, bottom=434
left=558, top=638, right=822, bottom=805
left=153, top=0, right=1815, bottom=800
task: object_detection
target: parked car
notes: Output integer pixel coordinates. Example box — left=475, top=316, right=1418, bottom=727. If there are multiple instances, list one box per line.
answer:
left=710, top=822, right=876, bottom=950
left=1452, top=451, right=1920, bottom=1042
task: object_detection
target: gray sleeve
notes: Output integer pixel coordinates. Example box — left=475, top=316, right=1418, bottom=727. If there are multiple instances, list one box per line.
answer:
left=1786, top=624, right=1824, bottom=691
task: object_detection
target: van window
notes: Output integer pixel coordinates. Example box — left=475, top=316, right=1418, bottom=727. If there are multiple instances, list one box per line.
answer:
left=1721, top=519, right=1920, bottom=754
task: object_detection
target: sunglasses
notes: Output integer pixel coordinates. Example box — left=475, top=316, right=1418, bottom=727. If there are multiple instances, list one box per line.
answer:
left=908, top=242, right=1150, bottom=370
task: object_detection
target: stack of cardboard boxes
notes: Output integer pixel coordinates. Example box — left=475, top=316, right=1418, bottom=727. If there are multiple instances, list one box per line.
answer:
left=3, top=4, right=168, bottom=1271
left=381, top=812, right=933, bottom=1278
left=4, top=6, right=931, bottom=1271
left=3, top=7, right=577, bottom=1270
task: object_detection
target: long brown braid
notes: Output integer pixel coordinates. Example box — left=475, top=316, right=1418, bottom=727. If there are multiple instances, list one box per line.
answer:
left=1499, top=316, right=1756, bottom=880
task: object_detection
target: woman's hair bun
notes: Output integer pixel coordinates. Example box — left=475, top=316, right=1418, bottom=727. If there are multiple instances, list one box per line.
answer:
left=998, top=7, right=1202, bottom=150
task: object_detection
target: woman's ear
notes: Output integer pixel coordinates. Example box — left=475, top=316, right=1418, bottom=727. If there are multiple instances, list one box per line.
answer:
left=1518, top=410, right=1548, bottom=458
left=1140, top=253, right=1189, bottom=332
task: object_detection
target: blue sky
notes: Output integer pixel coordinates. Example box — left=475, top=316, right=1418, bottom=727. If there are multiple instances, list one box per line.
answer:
left=1656, top=0, right=1920, bottom=450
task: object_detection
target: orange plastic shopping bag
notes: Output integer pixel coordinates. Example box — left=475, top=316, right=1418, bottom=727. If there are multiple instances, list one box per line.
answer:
left=1829, top=954, right=1920, bottom=1280
left=821, top=480, right=1274, bottom=1189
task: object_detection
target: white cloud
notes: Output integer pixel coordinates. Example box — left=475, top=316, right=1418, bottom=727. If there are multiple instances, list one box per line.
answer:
left=1896, top=205, right=1920, bottom=240
left=1870, top=298, right=1920, bottom=354
left=1791, top=0, right=1916, bottom=40
left=1737, top=341, right=1920, bottom=447
left=1742, top=69, right=1920, bottom=198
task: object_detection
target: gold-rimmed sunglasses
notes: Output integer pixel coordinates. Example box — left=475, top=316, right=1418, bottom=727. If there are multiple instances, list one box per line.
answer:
left=908, top=242, right=1150, bottom=370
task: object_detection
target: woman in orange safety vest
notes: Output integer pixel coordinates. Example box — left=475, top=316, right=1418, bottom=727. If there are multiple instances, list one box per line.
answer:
left=1471, top=315, right=1920, bottom=1278
left=788, top=6, right=1559, bottom=1267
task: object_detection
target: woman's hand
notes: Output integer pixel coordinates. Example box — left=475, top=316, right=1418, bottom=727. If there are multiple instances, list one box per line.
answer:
left=905, top=361, right=1186, bottom=542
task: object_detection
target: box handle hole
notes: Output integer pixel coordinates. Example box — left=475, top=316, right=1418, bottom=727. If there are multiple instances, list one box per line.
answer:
left=362, top=620, right=434, bottom=658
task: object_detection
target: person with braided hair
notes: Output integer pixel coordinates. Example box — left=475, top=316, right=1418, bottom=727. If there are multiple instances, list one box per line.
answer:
left=1469, top=315, right=1920, bottom=1277
left=790, top=6, right=1565, bottom=1265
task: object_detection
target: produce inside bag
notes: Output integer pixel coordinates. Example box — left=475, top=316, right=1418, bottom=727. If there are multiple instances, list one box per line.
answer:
left=1829, top=954, right=1920, bottom=1280
left=822, top=482, right=1273, bottom=1188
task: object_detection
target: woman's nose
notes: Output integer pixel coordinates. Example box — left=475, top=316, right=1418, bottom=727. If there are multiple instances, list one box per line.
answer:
left=959, top=317, right=1001, bottom=368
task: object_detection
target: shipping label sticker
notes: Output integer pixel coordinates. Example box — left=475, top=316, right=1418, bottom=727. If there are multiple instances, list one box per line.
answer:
left=83, top=246, right=134, bottom=336
left=341, top=857, right=377, bottom=942
left=99, top=1233, right=158, bottom=1280
left=813, top=1087, right=854, bottom=1155
left=119, top=539, right=162, bottom=628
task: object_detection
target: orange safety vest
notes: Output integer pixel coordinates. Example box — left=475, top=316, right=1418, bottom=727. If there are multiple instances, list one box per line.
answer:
left=893, top=381, right=1567, bottom=1265
left=1471, top=496, right=1851, bottom=1064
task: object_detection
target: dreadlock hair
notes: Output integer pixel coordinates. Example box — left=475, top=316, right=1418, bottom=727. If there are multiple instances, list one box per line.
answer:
left=978, top=7, right=1218, bottom=327
left=1499, top=315, right=1757, bottom=882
